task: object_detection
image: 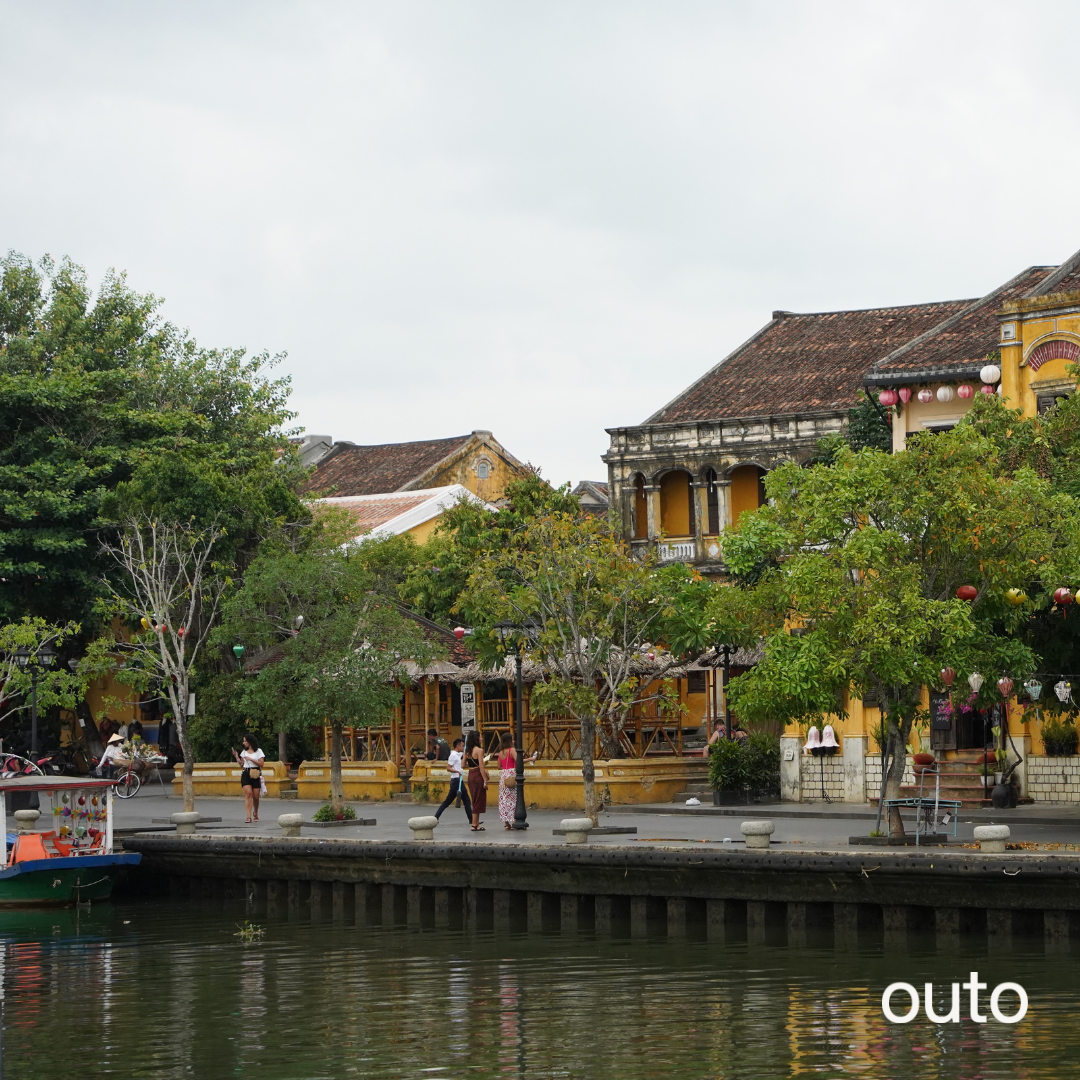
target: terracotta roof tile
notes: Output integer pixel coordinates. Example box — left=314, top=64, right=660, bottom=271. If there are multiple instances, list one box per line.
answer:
left=321, top=492, right=433, bottom=536
left=648, top=300, right=973, bottom=424
left=304, top=435, right=474, bottom=496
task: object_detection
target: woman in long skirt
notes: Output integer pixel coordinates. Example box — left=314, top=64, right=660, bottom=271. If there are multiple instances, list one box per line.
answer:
left=497, top=732, right=516, bottom=829
left=465, top=730, right=488, bottom=832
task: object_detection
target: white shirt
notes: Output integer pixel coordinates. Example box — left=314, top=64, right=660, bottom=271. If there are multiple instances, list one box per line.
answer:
left=240, top=748, right=265, bottom=769
left=447, top=749, right=463, bottom=778
left=101, top=744, right=127, bottom=766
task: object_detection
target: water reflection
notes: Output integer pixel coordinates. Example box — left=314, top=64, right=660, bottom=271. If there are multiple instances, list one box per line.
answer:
left=0, top=901, right=1075, bottom=1079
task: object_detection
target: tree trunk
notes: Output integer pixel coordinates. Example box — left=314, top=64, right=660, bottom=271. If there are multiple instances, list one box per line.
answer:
left=330, top=722, right=344, bottom=816
left=883, top=709, right=915, bottom=837
left=580, top=714, right=598, bottom=825
left=177, top=721, right=195, bottom=813
left=278, top=729, right=288, bottom=764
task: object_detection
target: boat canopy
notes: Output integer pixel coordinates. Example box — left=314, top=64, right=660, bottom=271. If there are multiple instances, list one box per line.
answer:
left=0, top=776, right=116, bottom=794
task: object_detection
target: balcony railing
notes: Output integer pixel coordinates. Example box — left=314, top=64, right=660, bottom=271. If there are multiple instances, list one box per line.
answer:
left=657, top=539, right=696, bottom=563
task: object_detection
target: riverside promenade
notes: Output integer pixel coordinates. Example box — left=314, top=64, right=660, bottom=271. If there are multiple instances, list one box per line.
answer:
left=118, top=789, right=1080, bottom=945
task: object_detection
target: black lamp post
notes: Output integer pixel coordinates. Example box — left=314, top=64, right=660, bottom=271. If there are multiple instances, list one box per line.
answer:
left=14, top=643, right=57, bottom=757
left=494, top=619, right=539, bottom=831
left=716, top=643, right=733, bottom=740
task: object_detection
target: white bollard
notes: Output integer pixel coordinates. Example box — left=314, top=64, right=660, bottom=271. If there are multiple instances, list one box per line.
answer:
left=13, top=809, right=40, bottom=833
left=171, top=811, right=201, bottom=835
left=973, top=824, right=1010, bottom=853
left=408, top=815, right=439, bottom=841
left=741, top=819, right=775, bottom=849
left=278, top=813, right=304, bottom=838
left=561, top=817, right=594, bottom=845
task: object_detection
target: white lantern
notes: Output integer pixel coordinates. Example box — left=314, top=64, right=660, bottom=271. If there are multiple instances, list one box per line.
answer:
left=936, top=385, right=954, bottom=403
left=968, top=672, right=984, bottom=693
left=980, top=364, right=1001, bottom=384
left=917, top=387, right=934, bottom=404
left=1055, top=680, right=1072, bottom=703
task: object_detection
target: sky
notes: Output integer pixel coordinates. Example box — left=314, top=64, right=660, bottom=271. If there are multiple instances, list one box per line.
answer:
left=3, top=1, right=1080, bottom=488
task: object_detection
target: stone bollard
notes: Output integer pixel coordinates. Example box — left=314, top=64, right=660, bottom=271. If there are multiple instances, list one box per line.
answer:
left=278, top=813, right=304, bottom=838
left=561, top=818, right=594, bottom=845
left=171, top=811, right=201, bottom=835
left=973, top=824, right=1010, bottom=853
left=408, top=816, right=439, bottom=841
left=13, top=809, right=40, bottom=833
left=741, top=820, right=774, bottom=849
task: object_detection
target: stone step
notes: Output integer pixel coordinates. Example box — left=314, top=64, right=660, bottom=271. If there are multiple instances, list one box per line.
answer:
left=278, top=789, right=298, bottom=800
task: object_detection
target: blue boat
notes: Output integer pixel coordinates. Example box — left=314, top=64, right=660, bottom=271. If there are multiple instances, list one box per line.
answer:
left=0, top=776, right=141, bottom=906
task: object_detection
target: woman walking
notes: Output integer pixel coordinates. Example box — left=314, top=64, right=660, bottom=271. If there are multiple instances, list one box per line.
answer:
left=233, top=733, right=264, bottom=824
left=465, top=730, right=488, bottom=832
left=497, top=732, right=517, bottom=829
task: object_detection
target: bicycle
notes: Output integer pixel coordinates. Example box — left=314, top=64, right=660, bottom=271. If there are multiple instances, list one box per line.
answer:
left=114, top=764, right=142, bottom=799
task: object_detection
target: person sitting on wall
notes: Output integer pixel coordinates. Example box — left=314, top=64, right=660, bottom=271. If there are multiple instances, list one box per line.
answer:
left=424, top=728, right=451, bottom=761
left=706, top=717, right=749, bottom=751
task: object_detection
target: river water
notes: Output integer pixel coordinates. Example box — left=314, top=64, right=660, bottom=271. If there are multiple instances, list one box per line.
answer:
left=2, top=896, right=1078, bottom=1079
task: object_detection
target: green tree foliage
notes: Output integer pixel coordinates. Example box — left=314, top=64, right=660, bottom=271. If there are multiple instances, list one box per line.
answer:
left=216, top=533, right=437, bottom=812
left=461, top=511, right=697, bottom=821
left=400, top=471, right=581, bottom=625
left=715, top=424, right=1080, bottom=835
left=0, top=617, right=84, bottom=733
left=0, top=253, right=302, bottom=625
left=811, top=391, right=892, bottom=465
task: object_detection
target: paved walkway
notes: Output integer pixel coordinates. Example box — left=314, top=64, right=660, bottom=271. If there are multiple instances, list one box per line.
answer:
left=113, top=789, right=1080, bottom=851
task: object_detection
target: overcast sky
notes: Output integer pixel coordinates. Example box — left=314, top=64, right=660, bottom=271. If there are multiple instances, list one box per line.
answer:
left=3, top=2, right=1080, bottom=487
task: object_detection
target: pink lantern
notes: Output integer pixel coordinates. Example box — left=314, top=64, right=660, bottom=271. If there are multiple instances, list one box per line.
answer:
left=980, top=384, right=995, bottom=395
left=897, top=387, right=912, bottom=403
left=997, top=676, right=1014, bottom=699
left=917, top=388, right=934, bottom=404
left=879, top=388, right=899, bottom=407
left=957, top=384, right=974, bottom=399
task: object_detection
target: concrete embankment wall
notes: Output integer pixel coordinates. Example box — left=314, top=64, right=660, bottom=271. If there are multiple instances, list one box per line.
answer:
left=123, top=835, right=1080, bottom=943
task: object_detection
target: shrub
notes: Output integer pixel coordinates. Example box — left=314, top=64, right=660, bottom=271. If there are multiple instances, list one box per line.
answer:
left=708, top=732, right=781, bottom=793
left=313, top=804, right=357, bottom=822
left=1041, top=717, right=1079, bottom=756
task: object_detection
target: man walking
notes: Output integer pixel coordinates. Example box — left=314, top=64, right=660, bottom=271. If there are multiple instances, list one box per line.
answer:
left=434, top=737, right=472, bottom=823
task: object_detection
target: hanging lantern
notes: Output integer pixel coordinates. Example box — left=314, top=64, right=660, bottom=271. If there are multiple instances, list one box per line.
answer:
left=140, top=617, right=150, bottom=630
left=997, top=384, right=1003, bottom=396
left=980, top=384, right=996, bottom=395
left=898, top=387, right=912, bottom=403
left=177, top=627, right=185, bottom=638
left=941, top=667, right=956, bottom=686
left=1053, top=587, right=1074, bottom=606
left=233, top=644, right=245, bottom=660
left=980, top=364, right=1001, bottom=384
left=1005, top=588, right=1027, bottom=606
left=1054, top=680, right=1072, bottom=703
left=997, top=677, right=1014, bottom=699
left=936, top=385, right=955, bottom=403
left=879, top=388, right=899, bottom=407
left=918, top=387, right=934, bottom=404
left=1024, top=678, right=1043, bottom=701
left=957, top=384, right=974, bottom=399
left=968, top=672, right=985, bottom=693
left=956, top=585, right=977, bottom=601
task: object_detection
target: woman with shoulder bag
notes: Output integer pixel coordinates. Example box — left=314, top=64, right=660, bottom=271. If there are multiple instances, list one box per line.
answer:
left=233, top=733, right=264, bottom=824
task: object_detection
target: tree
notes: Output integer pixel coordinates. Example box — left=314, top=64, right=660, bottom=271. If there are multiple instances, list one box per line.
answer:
left=461, top=512, right=694, bottom=823
left=811, top=390, right=892, bottom=465
left=716, top=424, right=1080, bottom=835
left=0, top=617, right=83, bottom=734
left=217, top=541, right=436, bottom=814
left=90, top=517, right=230, bottom=811
left=0, top=252, right=300, bottom=626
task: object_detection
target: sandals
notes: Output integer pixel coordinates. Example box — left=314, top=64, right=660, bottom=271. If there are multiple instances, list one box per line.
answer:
left=471, top=825, right=485, bottom=831
left=245, top=818, right=252, bottom=824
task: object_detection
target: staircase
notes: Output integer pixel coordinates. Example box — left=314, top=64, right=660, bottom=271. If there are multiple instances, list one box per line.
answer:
left=278, top=768, right=299, bottom=800
left=671, top=779, right=713, bottom=803
left=875, top=751, right=1002, bottom=808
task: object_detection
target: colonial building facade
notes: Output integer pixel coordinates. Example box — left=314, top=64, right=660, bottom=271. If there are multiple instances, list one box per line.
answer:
left=605, top=247, right=1080, bottom=574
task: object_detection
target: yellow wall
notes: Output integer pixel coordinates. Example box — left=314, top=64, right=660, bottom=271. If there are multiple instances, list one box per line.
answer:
left=405, top=516, right=443, bottom=545
left=659, top=471, right=692, bottom=536
left=729, top=465, right=763, bottom=524
left=423, top=435, right=527, bottom=504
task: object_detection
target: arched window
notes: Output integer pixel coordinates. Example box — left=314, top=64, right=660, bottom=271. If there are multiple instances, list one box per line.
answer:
left=476, top=459, right=491, bottom=480
left=704, top=468, right=720, bottom=535
left=659, top=470, right=694, bottom=537
left=632, top=475, right=648, bottom=540
left=729, top=465, right=766, bottom=524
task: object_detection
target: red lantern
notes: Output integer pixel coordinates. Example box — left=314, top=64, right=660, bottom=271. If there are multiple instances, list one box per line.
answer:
left=177, top=627, right=185, bottom=638
left=453, top=626, right=465, bottom=641
left=918, top=387, right=934, bottom=404
left=1054, top=588, right=1074, bottom=606
left=898, top=387, right=912, bottom=403
left=941, top=667, right=956, bottom=686
left=879, top=388, right=899, bottom=407
left=980, top=384, right=995, bottom=395
left=957, top=384, right=974, bottom=399
left=997, top=677, right=1014, bottom=699
left=956, top=585, right=977, bottom=601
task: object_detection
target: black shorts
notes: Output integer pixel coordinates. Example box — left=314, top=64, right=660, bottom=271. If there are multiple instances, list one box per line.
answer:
left=241, top=769, right=261, bottom=790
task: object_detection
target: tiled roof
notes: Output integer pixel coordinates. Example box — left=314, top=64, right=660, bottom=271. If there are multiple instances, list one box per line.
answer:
left=304, top=435, right=474, bottom=496
left=1025, top=247, right=1080, bottom=298
left=647, top=300, right=974, bottom=424
left=319, top=492, right=432, bottom=536
left=868, top=267, right=1053, bottom=379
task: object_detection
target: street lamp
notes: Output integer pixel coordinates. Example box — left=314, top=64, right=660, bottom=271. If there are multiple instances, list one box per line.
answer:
left=494, top=618, right=540, bottom=831
left=14, top=643, right=57, bottom=757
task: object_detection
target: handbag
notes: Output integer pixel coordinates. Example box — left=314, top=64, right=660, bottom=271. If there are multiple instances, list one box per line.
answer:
left=248, top=766, right=262, bottom=779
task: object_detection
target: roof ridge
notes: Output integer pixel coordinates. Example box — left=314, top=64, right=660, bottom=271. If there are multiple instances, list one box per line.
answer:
left=871, top=265, right=1048, bottom=372
left=1025, top=250, right=1080, bottom=297
left=769, top=296, right=976, bottom=320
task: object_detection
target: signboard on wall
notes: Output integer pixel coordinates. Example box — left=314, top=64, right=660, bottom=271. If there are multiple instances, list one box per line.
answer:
left=459, top=684, right=477, bottom=731
left=930, top=691, right=952, bottom=730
